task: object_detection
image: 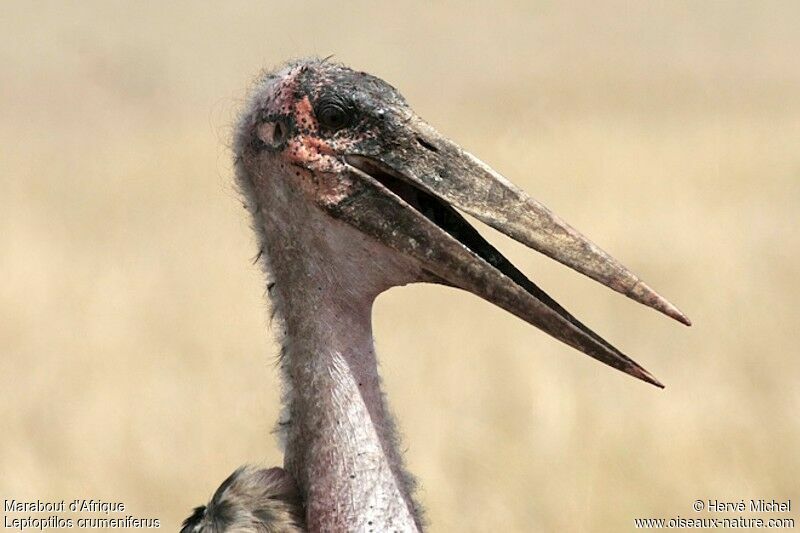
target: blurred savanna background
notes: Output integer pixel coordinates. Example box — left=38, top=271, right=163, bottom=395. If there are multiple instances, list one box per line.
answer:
left=2, top=1, right=798, bottom=531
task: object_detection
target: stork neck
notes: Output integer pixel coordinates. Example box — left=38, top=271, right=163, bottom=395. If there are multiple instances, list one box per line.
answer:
left=276, top=278, right=421, bottom=532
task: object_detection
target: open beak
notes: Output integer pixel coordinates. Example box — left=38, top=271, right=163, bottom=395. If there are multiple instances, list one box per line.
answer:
left=325, top=115, right=689, bottom=388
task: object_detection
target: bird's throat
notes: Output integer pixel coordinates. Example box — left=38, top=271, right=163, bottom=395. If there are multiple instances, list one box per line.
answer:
left=274, top=273, right=422, bottom=532
left=241, top=163, right=425, bottom=530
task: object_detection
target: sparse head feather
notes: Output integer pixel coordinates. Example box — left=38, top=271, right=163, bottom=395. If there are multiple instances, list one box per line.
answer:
left=234, top=57, right=412, bottom=206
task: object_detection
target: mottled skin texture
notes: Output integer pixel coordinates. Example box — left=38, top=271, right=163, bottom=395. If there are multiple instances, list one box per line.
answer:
left=196, top=57, right=689, bottom=532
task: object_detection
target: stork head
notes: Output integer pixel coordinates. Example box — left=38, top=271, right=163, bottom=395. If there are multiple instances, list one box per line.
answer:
left=235, top=58, right=689, bottom=387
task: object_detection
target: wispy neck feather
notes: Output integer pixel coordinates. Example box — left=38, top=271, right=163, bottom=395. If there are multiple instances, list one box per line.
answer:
left=278, top=286, right=422, bottom=532
left=236, top=155, right=424, bottom=531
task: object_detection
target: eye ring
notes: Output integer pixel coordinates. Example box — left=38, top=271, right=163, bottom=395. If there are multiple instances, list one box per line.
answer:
left=316, top=101, right=351, bottom=130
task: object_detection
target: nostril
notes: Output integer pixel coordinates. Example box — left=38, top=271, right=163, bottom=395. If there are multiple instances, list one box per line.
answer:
left=416, top=137, right=439, bottom=153
left=274, top=121, right=285, bottom=143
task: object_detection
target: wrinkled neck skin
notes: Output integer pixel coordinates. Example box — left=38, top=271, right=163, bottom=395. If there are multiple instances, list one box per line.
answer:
left=279, top=273, right=421, bottom=533
left=239, top=162, right=424, bottom=532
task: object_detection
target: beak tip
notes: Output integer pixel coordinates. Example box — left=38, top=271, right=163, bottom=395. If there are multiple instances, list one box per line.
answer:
left=665, top=306, right=692, bottom=327
left=631, top=280, right=691, bottom=327
left=628, top=363, right=665, bottom=389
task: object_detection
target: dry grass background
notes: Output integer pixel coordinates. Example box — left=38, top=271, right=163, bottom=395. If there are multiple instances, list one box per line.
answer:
left=2, top=1, right=798, bottom=531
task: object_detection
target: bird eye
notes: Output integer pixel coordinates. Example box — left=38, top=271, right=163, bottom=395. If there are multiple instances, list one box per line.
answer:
left=316, top=101, right=351, bottom=130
